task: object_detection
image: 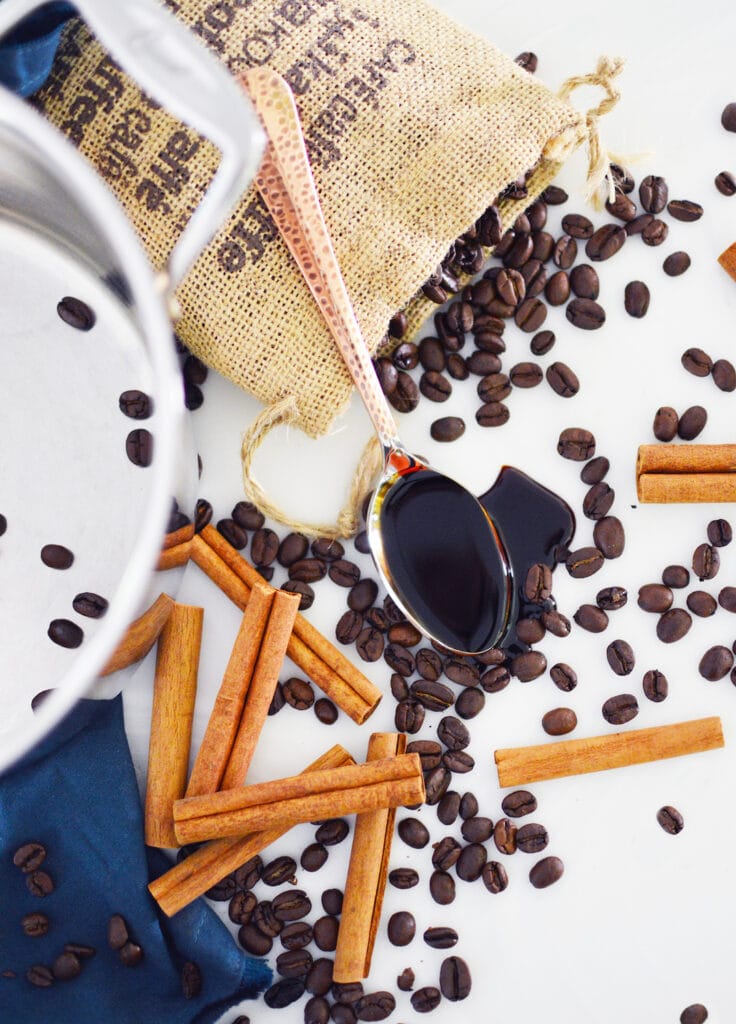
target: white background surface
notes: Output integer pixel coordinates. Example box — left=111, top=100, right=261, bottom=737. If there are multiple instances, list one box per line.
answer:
left=104, top=2, right=736, bottom=1021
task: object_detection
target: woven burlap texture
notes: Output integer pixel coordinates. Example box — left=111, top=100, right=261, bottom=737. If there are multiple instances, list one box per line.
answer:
left=37, top=0, right=587, bottom=444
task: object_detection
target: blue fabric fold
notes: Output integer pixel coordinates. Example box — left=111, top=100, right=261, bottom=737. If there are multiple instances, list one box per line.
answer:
left=0, top=696, right=271, bottom=1023
left=0, top=2, right=75, bottom=96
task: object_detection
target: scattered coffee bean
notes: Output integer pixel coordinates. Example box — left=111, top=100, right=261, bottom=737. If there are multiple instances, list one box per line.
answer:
left=573, top=604, right=609, bottom=632
left=668, top=199, right=703, bottom=222
left=455, top=687, right=485, bottom=719
left=232, top=501, right=264, bottom=531
left=388, top=868, right=419, bottom=891
left=546, top=361, right=580, bottom=397
left=283, top=677, right=314, bottom=710
left=566, top=547, right=604, bottom=578
left=712, top=358, right=736, bottom=392
left=718, top=586, right=736, bottom=612
left=716, top=170, right=736, bottom=195
left=653, top=406, right=679, bottom=441
left=583, top=482, right=615, bottom=520
left=657, top=608, right=692, bottom=643
left=557, top=427, right=595, bottom=461
left=680, top=1005, right=708, bottom=1024
left=13, top=842, right=46, bottom=872
left=21, top=912, right=49, bottom=937
left=642, top=669, right=668, bottom=703
left=429, top=870, right=455, bottom=905
left=57, top=295, right=95, bottom=330
left=217, top=518, right=248, bottom=549
left=181, top=961, right=202, bottom=999
left=301, top=844, right=328, bottom=872
left=437, top=791, right=461, bottom=826
left=542, top=707, right=577, bottom=736
left=388, top=371, right=419, bottom=412
left=493, top=818, right=517, bottom=855
left=119, top=941, right=143, bottom=967
left=586, top=223, right=626, bottom=261
left=229, top=891, right=257, bottom=925
left=654, top=805, right=685, bottom=836
left=687, top=591, right=717, bottom=617
left=543, top=185, right=568, bottom=205
left=681, top=348, right=713, bottom=377
left=569, top=263, right=600, bottom=300
left=398, top=818, right=429, bottom=849
left=48, top=618, right=84, bottom=649
left=432, top=836, right=462, bottom=871
left=542, top=609, right=571, bottom=637
left=594, top=516, right=625, bottom=558
left=566, top=297, right=606, bottom=329
left=482, top=860, right=509, bottom=893
left=642, top=218, right=669, bottom=246
left=638, top=584, right=673, bottom=613
left=639, top=175, right=668, bottom=213
left=693, top=542, right=719, bottom=581
left=663, top=565, right=689, bottom=588
left=125, top=428, right=153, bottom=467
left=597, top=586, right=628, bottom=610
left=699, top=645, right=734, bottom=681
left=663, top=251, right=691, bottom=276
left=411, top=986, right=442, bottom=1013
left=26, top=870, right=54, bottom=897
left=602, top=693, right=639, bottom=725
left=626, top=213, right=654, bottom=236
left=356, top=627, right=384, bottom=662
left=501, top=790, right=537, bottom=817
left=516, top=617, right=545, bottom=644
left=606, top=192, right=637, bottom=221
left=431, top=417, right=465, bottom=442
left=510, top=362, right=543, bottom=388
left=550, top=663, right=577, bottom=692
left=265, top=978, right=306, bottom=1008
left=510, top=651, right=547, bottom=681
left=239, top=924, right=272, bottom=956
left=516, top=823, right=549, bottom=854
left=26, top=964, right=54, bottom=987
left=529, top=855, right=564, bottom=889
left=607, top=639, right=635, bottom=675
left=530, top=329, right=555, bottom=355
left=678, top=405, right=707, bottom=440
left=624, top=281, right=650, bottom=317
left=581, top=455, right=609, bottom=484
left=439, top=956, right=471, bottom=1002
left=387, top=911, right=415, bottom=946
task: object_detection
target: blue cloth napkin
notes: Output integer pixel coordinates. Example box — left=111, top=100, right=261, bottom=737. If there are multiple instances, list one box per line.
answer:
left=0, top=695, right=271, bottom=1023
left=0, top=2, right=74, bottom=96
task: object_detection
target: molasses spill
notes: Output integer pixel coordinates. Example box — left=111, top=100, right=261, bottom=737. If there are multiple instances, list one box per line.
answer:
left=377, top=470, right=511, bottom=653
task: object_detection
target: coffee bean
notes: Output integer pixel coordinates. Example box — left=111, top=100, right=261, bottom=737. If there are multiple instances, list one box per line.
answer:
left=398, top=817, right=429, bottom=849
left=640, top=175, right=668, bottom=213
left=476, top=401, right=510, bottom=427
left=653, top=406, right=679, bottom=441
left=396, top=969, right=415, bottom=993
left=229, top=890, right=257, bottom=925
left=597, top=586, right=628, bottom=610
left=638, top=584, right=674, bottom=613
left=663, top=564, right=690, bottom=588
left=455, top=687, right=485, bottom=718
left=280, top=581, right=313, bottom=611
left=260, top=856, right=296, bottom=887
left=348, top=578, right=379, bottom=612
left=552, top=235, right=577, bottom=270
left=26, top=964, right=54, bottom=987
left=510, top=361, right=543, bottom=388
left=586, top=224, right=626, bottom=261
left=477, top=372, right=510, bottom=404
left=712, top=358, right=736, bottom=391
left=524, top=563, right=552, bottom=602
left=693, top=543, right=719, bottom=581
left=568, top=266, right=599, bottom=305
left=232, top=501, right=264, bottom=531
left=443, top=749, right=474, bottom=773
left=545, top=271, right=570, bottom=306
left=22, top=912, right=49, bottom=937
left=663, top=250, right=691, bottom=276
left=418, top=337, right=446, bottom=372
left=437, top=716, right=470, bottom=751
left=566, top=297, right=606, bottom=329
left=411, top=986, right=442, bottom=1013
left=682, top=348, right=713, bottom=377
left=626, top=213, right=654, bottom=236
left=335, top=610, right=363, bottom=645
left=217, top=518, right=248, bottom=550
left=461, top=792, right=480, bottom=818
left=419, top=371, right=452, bottom=404
left=573, top=604, right=609, bottom=633
left=529, top=855, right=564, bottom=888
left=516, top=617, right=545, bottom=644
left=699, top=645, right=734, bottom=680
left=496, top=268, right=526, bottom=305
left=606, top=192, right=637, bottom=221
left=594, top=516, right=625, bottom=558
left=331, top=980, right=364, bottom=1006
left=26, top=870, right=54, bottom=897
left=387, top=911, right=415, bottom=947
left=542, top=184, right=568, bottom=204
left=281, top=677, right=313, bottom=711
left=501, top=792, right=538, bottom=821
left=515, top=49, right=538, bottom=71
left=117, top=390, right=152, bottom=422
left=439, top=955, right=471, bottom=1002
left=393, top=342, right=419, bottom=371
left=687, top=591, right=717, bottom=617
left=57, top=295, right=95, bottom=330
left=566, top=546, right=605, bottom=578
left=510, top=651, right=547, bottom=682
left=252, top=900, right=283, bottom=938
left=277, top=949, right=312, bottom=981
left=581, top=456, right=610, bottom=486
left=480, top=665, right=510, bottom=692
left=265, top=978, right=306, bottom=1008
left=300, top=843, right=328, bottom=872
left=546, top=361, right=579, bottom=397
left=542, top=707, right=577, bottom=736
left=204, top=874, right=237, bottom=901
left=602, top=693, right=639, bottom=724
left=678, top=406, right=707, bottom=440
left=624, top=281, right=650, bottom=318
left=680, top=1006, right=708, bottom=1024
left=542, top=611, right=571, bottom=638
left=516, top=823, right=549, bottom=853
left=239, top=924, right=272, bottom=956
left=394, top=698, right=424, bottom=733
left=514, top=297, right=547, bottom=332
left=493, top=818, right=517, bottom=855
left=389, top=370, right=420, bottom=412
left=276, top=532, right=308, bottom=568
left=641, top=668, right=668, bottom=702
left=657, top=608, right=692, bottom=643
left=459, top=818, right=492, bottom=847
left=482, top=860, right=509, bottom=893
left=406, top=740, right=442, bottom=773
left=288, top=557, right=326, bottom=584
left=668, top=199, right=703, bottom=222
left=559, top=213, right=591, bottom=239
left=119, top=941, right=143, bottom=967
left=429, top=870, right=455, bottom=905
left=411, top=679, right=454, bottom=712
left=354, top=992, right=395, bottom=1021
left=607, top=639, right=635, bottom=676
left=582, top=482, right=615, bottom=521
left=557, top=427, right=595, bottom=461
left=125, top=428, right=153, bottom=467
left=642, top=218, right=669, bottom=246
left=356, top=627, right=384, bottom=662
left=181, top=961, right=202, bottom=999
left=249, top=528, right=278, bottom=566
left=717, top=168, right=736, bottom=197
left=436, top=790, right=460, bottom=826
left=550, top=663, right=577, bottom=692
left=719, top=586, right=736, bottom=613
left=432, top=836, right=462, bottom=871
left=388, top=867, right=419, bottom=893
left=430, top=417, right=465, bottom=443
left=13, top=841, right=46, bottom=872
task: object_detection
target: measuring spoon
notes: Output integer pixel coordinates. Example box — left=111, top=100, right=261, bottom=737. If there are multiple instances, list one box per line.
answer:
left=243, top=68, right=512, bottom=655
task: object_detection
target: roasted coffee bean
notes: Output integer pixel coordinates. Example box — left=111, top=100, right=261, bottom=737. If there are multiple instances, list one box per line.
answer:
left=663, top=251, right=691, bottom=276
left=516, top=823, right=549, bottom=854
left=239, top=923, right=272, bottom=956
left=431, top=835, right=461, bottom=872
left=280, top=923, right=313, bottom=950
left=265, top=978, right=306, bottom=1008
left=71, top=590, right=109, bottom=620
left=699, top=645, right=734, bottom=680
left=387, top=911, right=415, bottom=946
left=543, top=610, right=572, bottom=639
left=610, top=164, right=634, bottom=193
left=348, top=578, right=379, bottom=612
left=423, top=281, right=448, bottom=304
left=232, top=501, right=264, bottom=531
left=532, top=230, right=555, bottom=261
left=383, top=643, right=415, bottom=677
left=26, top=964, right=54, bottom=987
left=398, top=817, right=429, bottom=849
left=657, top=805, right=685, bottom=835
left=678, top=404, right=708, bottom=440
left=642, top=218, right=669, bottom=246
left=406, top=740, right=442, bottom=772
left=217, top=518, right=248, bottom=549
left=574, top=603, right=609, bottom=633
left=335, top=610, right=363, bottom=645
left=438, top=956, right=472, bottom=1003
left=545, top=270, right=570, bottom=306
left=320, top=889, right=342, bottom=917
left=717, top=169, right=736, bottom=195
left=626, top=213, right=654, bottom=236
left=550, top=663, right=577, bottom=692
left=566, top=546, right=605, bottom=578
left=642, top=668, right=668, bottom=703
left=268, top=681, right=286, bottom=714
left=712, top=358, right=736, bottom=392
left=597, top=586, right=628, bottom=610
left=546, top=361, right=580, bottom=397
left=422, top=926, right=458, bottom=951
left=543, top=184, right=568, bottom=204
left=502, top=790, right=537, bottom=817
left=719, top=586, right=736, bottom=612
left=276, top=948, right=313, bottom=979
left=204, top=874, right=237, bottom=901
left=26, top=870, right=54, bottom=897
left=125, top=428, right=153, bottom=467
left=354, top=992, right=395, bottom=1021
left=475, top=401, right=510, bottom=427
left=443, top=749, right=474, bottom=773
left=529, top=855, right=564, bottom=888
left=388, top=312, right=407, bottom=339
left=283, top=678, right=314, bottom=711
left=553, top=234, right=577, bottom=269
left=184, top=380, right=203, bottom=410
left=687, top=591, right=717, bottom=617
left=467, top=351, right=502, bottom=377
left=516, top=617, right=545, bottom=644
left=542, top=707, right=577, bottom=736
left=233, top=856, right=262, bottom=892
left=529, top=333, right=555, bottom=360
left=480, top=665, right=511, bottom=693
left=458, top=792, right=479, bottom=819
left=510, top=361, right=543, bottom=388
left=388, top=867, right=419, bottom=891
left=477, top=372, right=510, bottom=403
left=331, top=981, right=364, bottom=1005
left=602, top=693, right=639, bottom=724
left=388, top=369, right=419, bottom=412
left=22, top=912, right=49, bottom=937
left=396, top=969, right=415, bottom=993
left=119, top=941, right=143, bottom=967
left=305, top=995, right=331, bottom=1024
left=119, top=388, right=153, bottom=420
left=474, top=330, right=506, bottom=354
left=280, top=580, right=314, bottom=610
left=458, top=818, right=492, bottom=846
left=301, top=844, right=328, bottom=872
left=515, top=49, right=538, bottom=71
left=47, top=617, right=84, bottom=649
left=13, top=841, right=46, bottom=872
left=385, top=622, right=420, bottom=649
left=496, top=268, right=526, bottom=305
left=229, top=890, right=257, bottom=925
left=288, top=557, right=326, bottom=584
left=307, top=917, right=337, bottom=953
left=638, top=583, right=674, bottom=613
left=510, top=651, right=547, bottom=682
left=429, top=870, right=455, bottom=905
left=262, top=856, right=297, bottom=886
left=594, top=516, right=625, bottom=558
left=653, top=406, right=679, bottom=441
left=356, top=627, right=384, bottom=662
left=394, top=698, right=424, bottom=733
left=558, top=427, right=595, bottom=461
left=437, top=716, right=470, bottom=751
left=278, top=533, right=309, bottom=567
left=680, top=1006, right=708, bottom=1024
left=693, top=542, right=719, bottom=581
left=411, top=649, right=441, bottom=683
left=430, top=416, right=465, bottom=443
left=569, top=264, right=600, bottom=301
left=561, top=213, right=593, bottom=239
left=524, top=563, right=552, bottom=602
left=411, top=986, right=442, bottom=1013
left=662, top=565, right=689, bottom=589
left=606, top=191, right=637, bottom=221
left=252, top=900, right=283, bottom=938
left=393, top=342, right=419, bottom=371
left=411, top=679, right=454, bottom=712
left=681, top=348, right=713, bottom=377
left=58, top=295, right=95, bottom=330
left=607, top=639, right=635, bottom=675
left=482, top=860, right=509, bottom=894
left=314, top=819, right=349, bottom=847
left=251, top=528, right=279, bottom=566
left=668, top=199, right=703, bottom=222
left=455, top=687, right=485, bottom=718
left=657, top=608, right=692, bottom=643
left=586, top=223, right=626, bottom=261
left=567, top=297, right=606, bottom=330
left=181, top=961, right=202, bottom=999
left=437, top=790, right=461, bottom=825
left=418, top=337, right=446, bottom=372
left=624, top=280, right=650, bottom=317
left=514, top=297, right=547, bottom=332
left=444, top=657, right=479, bottom=687
left=504, top=232, right=534, bottom=269
left=419, top=371, right=452, bottom=403
left=639, top=174, right=668, bottom=213
left=493, top=818, right=517, bottom=855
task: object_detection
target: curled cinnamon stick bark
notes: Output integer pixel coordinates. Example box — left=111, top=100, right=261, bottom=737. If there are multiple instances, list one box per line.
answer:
left=636, top=444, right=736, bottom=502
left=334, top=733, right=406, bottom=983
left=718, top=241, right=736, bottom=281
left=144, top=603, right=203, bottom=847
left=149, top=744, right=355, bottom=916
left=173, top=754, right=425, bottom=845
left=100, top=592, right=175, bottom=677
left=156, top=542, right=191, bottom=571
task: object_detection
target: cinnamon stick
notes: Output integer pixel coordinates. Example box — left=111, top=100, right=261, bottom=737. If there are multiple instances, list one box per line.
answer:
left=718, top=241, right=736, bottom=281
left=636, top=444, right=736, bottom=502
left=100, top=592, right=175, bottom=677
left=191, top=528, right=382, bottom=723
left=637, top=473, right=736, bottom=503
left=173, top=754, right=425, bottom=845
left=495, top=716, right=724, bottom=788
left=221, top=588, right=300, bottom=789
left=162, top=523, right=195, bottom=550
left=156, top=542, right=191, bottom=571
left=186, top=582, right=274, bottom=797
left=144, top=603, right=203, bottom=847
left=149, top=744, right=355, bottom=916
left=334, top=733, right=405, bottom=983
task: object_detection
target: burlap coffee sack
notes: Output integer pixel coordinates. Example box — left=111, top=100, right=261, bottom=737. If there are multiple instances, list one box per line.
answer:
left=36, top=3, right=621, bottom=535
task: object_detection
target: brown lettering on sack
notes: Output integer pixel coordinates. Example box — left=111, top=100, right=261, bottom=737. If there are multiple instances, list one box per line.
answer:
left=97, top=108, right=151, bottom=184
left=276, top=0, right=331, bottom=28
left=194, top=2, right=238, bottom=53
left=60, top=55, right=124, bottom=145
left=218, top=195, right=278, bottom=271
